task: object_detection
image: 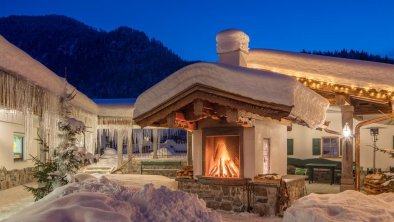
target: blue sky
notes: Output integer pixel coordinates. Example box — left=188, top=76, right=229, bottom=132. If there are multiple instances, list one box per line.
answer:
left=2, top=0, right=394, bottom=62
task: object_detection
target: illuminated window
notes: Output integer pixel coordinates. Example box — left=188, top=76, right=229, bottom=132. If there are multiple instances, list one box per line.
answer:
left=321, top=137, right=339, bottom=157
left=13, top=133, right=24, bottom=161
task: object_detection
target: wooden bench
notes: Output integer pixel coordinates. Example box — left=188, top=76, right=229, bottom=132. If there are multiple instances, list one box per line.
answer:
left=140, top=161, right=182, bottom=175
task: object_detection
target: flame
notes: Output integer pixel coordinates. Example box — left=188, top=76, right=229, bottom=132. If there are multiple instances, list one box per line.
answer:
left=207, top=139, right=239, bottom=178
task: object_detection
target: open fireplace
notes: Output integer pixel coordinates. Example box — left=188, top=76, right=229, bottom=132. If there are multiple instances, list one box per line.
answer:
left=202, top=127, right=243, bottom=178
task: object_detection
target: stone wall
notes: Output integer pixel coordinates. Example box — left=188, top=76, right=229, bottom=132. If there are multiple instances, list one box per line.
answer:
left=250, top=184, right=279, bottom=216
left=177, top=175, right=306, bottom=217
left=177, top=177, right=250, bottom=212
left=0, top=167, right=34, bottom=190
left=286, top=177, right=306, bottom=205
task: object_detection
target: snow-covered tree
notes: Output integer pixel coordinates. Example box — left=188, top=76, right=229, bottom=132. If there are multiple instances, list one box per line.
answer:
left=26, top=94, right=88, bottom=200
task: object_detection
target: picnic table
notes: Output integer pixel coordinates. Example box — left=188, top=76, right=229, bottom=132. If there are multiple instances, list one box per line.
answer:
left=305, top=163, right=340, bottom=185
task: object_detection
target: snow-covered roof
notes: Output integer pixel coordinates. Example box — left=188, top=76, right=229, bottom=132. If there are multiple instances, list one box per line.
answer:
left=0, top=35, right=98, bottom=114
left=134, top=62, right=329, bottom=129
left=248, top=49, right=394, bottom=92
left=94, top=98, right=135, bottom=117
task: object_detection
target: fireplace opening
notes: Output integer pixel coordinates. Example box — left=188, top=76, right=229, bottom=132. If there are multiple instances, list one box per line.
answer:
left=205, top=135, right=240, bottom=178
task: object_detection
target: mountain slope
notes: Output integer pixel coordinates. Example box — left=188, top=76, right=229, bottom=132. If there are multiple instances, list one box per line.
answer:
left=0, top=15, right=191, bottom=98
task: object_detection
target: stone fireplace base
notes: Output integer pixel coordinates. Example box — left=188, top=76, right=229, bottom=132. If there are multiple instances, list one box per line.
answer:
left=176, top=175, right=306, bottom=216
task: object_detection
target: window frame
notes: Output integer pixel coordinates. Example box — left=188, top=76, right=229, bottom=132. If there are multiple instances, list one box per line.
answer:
left=13, top=132, right=25, bottom=161
left=321, top=136, right=340, bottom=158
left=287, top=138, right=294, bottom=155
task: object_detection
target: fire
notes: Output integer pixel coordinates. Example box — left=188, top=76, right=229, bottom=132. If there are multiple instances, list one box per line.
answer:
left=208, top=140, right=239, bottom=178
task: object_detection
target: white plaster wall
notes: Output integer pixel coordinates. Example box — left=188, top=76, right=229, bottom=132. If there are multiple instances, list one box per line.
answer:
left=0, top=111, right=38, bottom=170
left=254, top=119, right=287, bottom=176
left=288, top=110, right=394, bottom=170
left=356, top=122, right=394, bottom=171
left=243, top=127, right=255, bottom=179
left=287, top=110, right=343, bottom=160
left=192, top=129, right=202, bottom=178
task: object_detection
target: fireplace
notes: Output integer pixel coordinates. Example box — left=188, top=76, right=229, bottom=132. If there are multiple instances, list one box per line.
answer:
left=202, top=127, right=243, bottom=178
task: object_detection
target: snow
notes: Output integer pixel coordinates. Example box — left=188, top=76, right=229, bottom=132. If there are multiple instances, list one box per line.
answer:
left=92, top=174, right=178, bottom=190
left=0, top=182, right=36, bottom=221
left=216, top=29, right=249, bottom=53
left=94, top=98, right=135, bottom=118
left=134, top=62, right=329, bottom=129
left=283, top=190, right=394, bottom=222
left=3, top=176, right=221, bottom=222
left=1, top=175, right=281, bottom=222
left=0, top=35, right=98, bottom=114
left=248, top=49, right=394, bottom=92
left=219, top=210, right=281, bottom=222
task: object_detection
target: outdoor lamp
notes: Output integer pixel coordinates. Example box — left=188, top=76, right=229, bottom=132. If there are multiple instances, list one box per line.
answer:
left=343, top=122, right=351, bottom=138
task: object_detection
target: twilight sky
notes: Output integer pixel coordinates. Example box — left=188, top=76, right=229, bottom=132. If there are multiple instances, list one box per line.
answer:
left=2, top=0, right=394, bottom=62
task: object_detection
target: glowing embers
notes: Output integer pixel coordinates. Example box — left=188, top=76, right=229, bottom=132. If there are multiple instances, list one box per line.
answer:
left=205, top=136, right=240, bottom=178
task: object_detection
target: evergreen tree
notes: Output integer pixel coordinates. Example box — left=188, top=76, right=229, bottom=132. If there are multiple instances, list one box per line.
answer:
left=26, top=94, right=86, bottom=200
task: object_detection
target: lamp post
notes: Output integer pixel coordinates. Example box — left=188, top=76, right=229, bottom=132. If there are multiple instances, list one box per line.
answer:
left=365, top=127, right=386, bottom=172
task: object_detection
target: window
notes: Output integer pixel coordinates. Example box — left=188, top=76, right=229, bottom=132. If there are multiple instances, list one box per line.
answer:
left=287, top=139, right=294, bottom=155
left=13, top=133, right=24, bottom=161
left=322, top=137, right=339, bottom=157
left=312, top=138, right=321, bottom=155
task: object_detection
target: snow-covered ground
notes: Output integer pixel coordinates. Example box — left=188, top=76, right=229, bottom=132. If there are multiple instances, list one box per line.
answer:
left=0, top=182, right=36, bottom=220
left=0, top=175, right=280, bottom=222
left=283, top=190, right=394, bottom=222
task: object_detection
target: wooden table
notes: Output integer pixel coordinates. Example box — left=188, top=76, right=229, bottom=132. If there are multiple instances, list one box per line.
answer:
left=305, top=163, right=339, bottom=185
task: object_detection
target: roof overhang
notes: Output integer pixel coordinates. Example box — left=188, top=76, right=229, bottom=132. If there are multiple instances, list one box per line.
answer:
left=134, top=63, right=329, bottom=129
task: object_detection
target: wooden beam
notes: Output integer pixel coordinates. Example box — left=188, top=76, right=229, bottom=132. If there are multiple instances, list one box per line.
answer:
left=167, top=112, right=177, bottom=128
left=335, top=94, right=349, bottom=106
left=134, top=84, right=292, bottom=127
left=193, top=99, right=204, bottom=116
left=226, top=108, right=239, bottom=123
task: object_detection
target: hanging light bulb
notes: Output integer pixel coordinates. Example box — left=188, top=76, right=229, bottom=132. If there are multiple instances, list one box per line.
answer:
left=343, top=122, right=351, bottom=138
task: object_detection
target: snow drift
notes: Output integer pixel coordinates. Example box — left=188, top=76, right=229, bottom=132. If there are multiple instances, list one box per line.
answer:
left=283, top=190, right=394, bottom=222
left=4, top=176, right=220, bottom=222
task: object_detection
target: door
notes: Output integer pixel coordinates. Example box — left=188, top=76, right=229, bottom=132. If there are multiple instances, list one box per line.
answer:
left=262, top=138, right=270, bottom=174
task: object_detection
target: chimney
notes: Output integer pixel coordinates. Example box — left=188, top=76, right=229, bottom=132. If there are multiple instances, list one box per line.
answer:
left=216, top=29, right=249, bottom=67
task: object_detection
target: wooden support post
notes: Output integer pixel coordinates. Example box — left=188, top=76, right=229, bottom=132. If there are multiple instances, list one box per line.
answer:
left=152, top=128, right=158, bottom=159
left=340, top=105, right=355, bottom=191
left=187, top=131, right=193, bottom=165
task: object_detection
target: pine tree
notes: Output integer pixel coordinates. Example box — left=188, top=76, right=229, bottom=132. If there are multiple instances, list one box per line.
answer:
left=26, top=93, right=86, bottom=200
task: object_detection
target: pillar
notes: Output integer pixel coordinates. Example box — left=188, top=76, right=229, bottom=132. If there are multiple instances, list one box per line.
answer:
left=187, top=131, right=193, bottom=165
left=117, top=130, right=123, bottom=168
left=152, top=128, right=158, bottom=159
left=138, top=129, right=143, bottom=155
left=340, top=105, right=355, bottom=191
left=127, top=130, right=132, bottom=173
